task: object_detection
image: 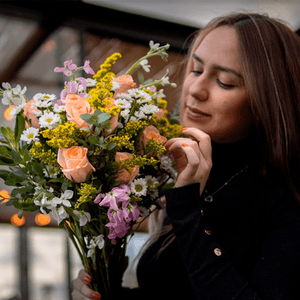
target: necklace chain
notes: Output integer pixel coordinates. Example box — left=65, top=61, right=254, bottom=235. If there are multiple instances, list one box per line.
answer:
left=204, top=168, right=244, bottom=203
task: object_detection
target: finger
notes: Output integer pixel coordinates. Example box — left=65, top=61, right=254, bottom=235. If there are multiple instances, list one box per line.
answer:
left=182, top=128, right=212, bottom=164
left=175, top=143, right=200, bottom=187
left=181, top=143, right=200, bottom=178
left=73, top=270, right=101, bottom=299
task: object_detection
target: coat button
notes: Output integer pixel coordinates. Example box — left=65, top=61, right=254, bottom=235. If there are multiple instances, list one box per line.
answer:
left=214, top=248, right=222, bottom=256
left=200, top=209, right=204, bottom=216
left=204, top=229, right=212, bottom=235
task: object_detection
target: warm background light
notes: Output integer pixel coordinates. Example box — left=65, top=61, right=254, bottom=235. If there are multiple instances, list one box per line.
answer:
left=4, top=106, right=14, bottom=121
left=0, top=189, right=10, bottom=203
left=35, top=213, right=51, bottom=226
left=11, top=213, right=25, bottom=226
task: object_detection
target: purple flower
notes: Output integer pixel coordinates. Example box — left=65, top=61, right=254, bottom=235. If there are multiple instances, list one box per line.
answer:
left=99, top=185, right=130, bottom=210
left=67, top=82, right=78, bottom=94
left=83, top=60, right=95, bottom=75
left=94, top=193, right=102, bottom=204
left=78, top=77, right=87, bottom=90
left=54, top=60, right=77, bottom=76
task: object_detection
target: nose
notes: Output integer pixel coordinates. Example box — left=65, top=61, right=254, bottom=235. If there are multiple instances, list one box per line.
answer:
left=189, top=75, right=209, bottom=101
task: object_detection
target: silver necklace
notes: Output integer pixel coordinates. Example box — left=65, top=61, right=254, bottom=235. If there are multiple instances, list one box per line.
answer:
left=204, top=168, right=244, bottom=203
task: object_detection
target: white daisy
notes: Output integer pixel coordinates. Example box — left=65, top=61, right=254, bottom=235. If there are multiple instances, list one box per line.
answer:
left=115, top=99, right=132, bottom=109
left=53, top=103, right=65, bottom=113
left=39, top=111, right=60, bottom=129
left=134, top=110, right=147, bottom=120
left=20, top=127, right=40, bottom=144
left=120, top=108, right=131, bottom=121
left=130, top=178, right=148, bottom=197
left=32, top=98, right=53, bottom=108
left=115, top=92, right=133, bottom=102
left=33, top=93, right=56, bottom=102
left=86, top=78, right=97, bottom=87
left=139, top=104, right=159, bottom=115
left=112, top=81, right=120, bottom=91
left=144, top=175, right=159, bottom=189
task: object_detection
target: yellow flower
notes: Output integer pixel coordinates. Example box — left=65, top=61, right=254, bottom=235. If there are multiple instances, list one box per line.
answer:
left=29, top=143, right=60, bottom=171
left=75, top=183, right=98, bottom=209
left=93, top=53, right=122, bottom=81
left=41, top=122, right=84, bottom=148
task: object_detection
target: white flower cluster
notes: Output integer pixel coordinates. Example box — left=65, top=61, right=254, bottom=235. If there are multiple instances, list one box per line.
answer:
left=33, top=189, right=91, bottom=226
left=85, top=234, right=105, bottom=258
left=115, top=88, right=159, bottom=122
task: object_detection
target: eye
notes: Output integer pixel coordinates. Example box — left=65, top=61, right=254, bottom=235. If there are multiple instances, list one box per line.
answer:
left=217, top=79, right=235, bottom=90
left=191, top=70, right=203, bottom=76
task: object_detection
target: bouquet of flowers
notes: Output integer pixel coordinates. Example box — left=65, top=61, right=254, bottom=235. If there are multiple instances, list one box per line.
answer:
left=0, top=41, right=182, bottom=299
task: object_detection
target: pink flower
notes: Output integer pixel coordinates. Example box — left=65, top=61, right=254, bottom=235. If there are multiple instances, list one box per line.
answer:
left=124, top=202, right=139, bottom=222
left=83, top=60, right=95, bottom=75
left=54, top=60, right=77, bottom=76
left=94, top=193, right=102, bottom=204
left=78, top=77, right=87, bottom=90
left=67, top=82, right=78, bottom=94
left=106, top=220, right=130, bottom=240
left=99, top=185, right=130, bottom=210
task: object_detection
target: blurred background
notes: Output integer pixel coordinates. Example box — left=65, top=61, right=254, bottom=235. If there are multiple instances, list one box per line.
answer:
left=0, top=0, right=299, bottom=299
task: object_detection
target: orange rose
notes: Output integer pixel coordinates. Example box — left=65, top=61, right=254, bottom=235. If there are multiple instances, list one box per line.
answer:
left=24, top=99, right=40, bottom=129
left=64, top=94, right=94, bottom=128
left=155, top=109, right=168, bottom=119
left=61, top=94, right=83, bottom=105
left=115, top=152, right=139, bottom=183
left=142, top=125, right=167, bottom=146
left=57, top=146, right=96, bottom=183
left=113, top=75, right=137, bottom=96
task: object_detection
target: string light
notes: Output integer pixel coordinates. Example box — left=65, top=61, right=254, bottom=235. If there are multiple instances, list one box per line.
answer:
left=35, top=213, right=51, bottom=226
left=0, top=189, right=10, bottom=203
left=11, top=213, right=25, bottom=226
left=4, top=106, right=13, bottom=121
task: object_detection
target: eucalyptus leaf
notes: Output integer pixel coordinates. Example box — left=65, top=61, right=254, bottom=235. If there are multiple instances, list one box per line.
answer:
left=88, top=136, right=99, bottom=145
left=97, top=113, right=111, bottom=124
left=138, top=71, right=145, bottom=84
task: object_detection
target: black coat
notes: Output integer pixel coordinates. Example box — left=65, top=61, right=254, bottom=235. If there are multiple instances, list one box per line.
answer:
left=117, top=140, right=300, bottom=299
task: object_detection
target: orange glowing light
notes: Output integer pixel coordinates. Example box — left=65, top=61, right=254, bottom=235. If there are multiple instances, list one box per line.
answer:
left=35, top=213, right=51, bottom=226
left=4, top=106, right=14, bottom=121
left=11, top=213, right=25, bottom=226
left=0, top=189, right=10, bottom=203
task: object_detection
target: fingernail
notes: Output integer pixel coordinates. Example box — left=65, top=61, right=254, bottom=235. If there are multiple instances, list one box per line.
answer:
left=182, top=143, right=189, bottom=147
left=83, top=275, right=91, bottom=283
left=181, top=127, right=187, bottom=132
left=92, top=293, right=101, bottom=299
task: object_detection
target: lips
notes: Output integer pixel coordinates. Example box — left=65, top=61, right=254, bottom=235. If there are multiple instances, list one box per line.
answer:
left=186, top=105, right=210, bottom=118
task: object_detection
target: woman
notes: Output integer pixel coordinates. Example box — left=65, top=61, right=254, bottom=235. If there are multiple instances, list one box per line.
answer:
left=72, top=13, right=300, bottom=299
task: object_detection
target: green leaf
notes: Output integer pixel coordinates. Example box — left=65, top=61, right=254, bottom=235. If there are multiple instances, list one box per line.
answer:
left=17, top=210, right=23, bottom=219
left=107, top=142, right=117, bottom=150
left=88, top=135, right=99, bottom=145
left=138, top=71, right=145, bottom=84
left=14, top=113, right=26, bottom=143
left=97, top=113, right=111, bottom=124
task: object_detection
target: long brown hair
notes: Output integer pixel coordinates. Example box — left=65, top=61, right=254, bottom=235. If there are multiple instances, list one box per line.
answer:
left=126, top=14, right=300, bottom=282
left=184, top=13, right=300, bottom=202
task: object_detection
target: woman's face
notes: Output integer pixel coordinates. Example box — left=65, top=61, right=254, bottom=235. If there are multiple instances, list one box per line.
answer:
left=180, top=26, right=254, bottom=143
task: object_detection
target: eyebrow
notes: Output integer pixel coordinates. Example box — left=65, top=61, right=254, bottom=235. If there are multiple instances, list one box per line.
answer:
left=192, top=54, right=243, bottom=80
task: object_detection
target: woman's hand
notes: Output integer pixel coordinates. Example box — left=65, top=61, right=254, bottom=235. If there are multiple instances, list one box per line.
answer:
left=165, top=127, right=212, bottom=195
left=71, top=269, right=101, bottom=299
